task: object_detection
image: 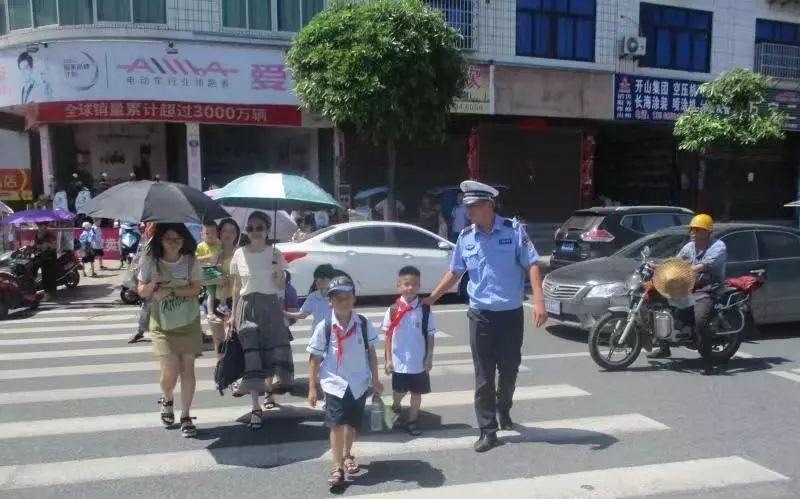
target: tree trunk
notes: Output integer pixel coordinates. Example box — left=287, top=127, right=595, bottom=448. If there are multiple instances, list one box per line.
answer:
left=696, top=147, right=707, bottom=213
left=386, top=138, right=397, bottom=221
left=722, top=145, right=736, bottom=222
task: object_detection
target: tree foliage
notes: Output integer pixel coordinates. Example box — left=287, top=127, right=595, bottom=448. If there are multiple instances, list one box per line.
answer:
left=286, top=0, right=467, bottom=144
left=674, top=68, right=786, bottom=152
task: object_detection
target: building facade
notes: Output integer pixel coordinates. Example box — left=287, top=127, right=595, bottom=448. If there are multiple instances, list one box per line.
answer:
left=0, top=0, right=799, bottom=222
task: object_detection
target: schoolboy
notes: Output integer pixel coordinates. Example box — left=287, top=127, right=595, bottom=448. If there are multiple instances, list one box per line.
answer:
left=382, top=266, right=435, bottom=436
left=284, top=264, right=334, bottom=330
left=307, top=276, right=383, bottom=486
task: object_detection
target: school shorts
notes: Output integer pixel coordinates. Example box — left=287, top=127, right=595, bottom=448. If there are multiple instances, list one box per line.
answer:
left=324, top=388, right=367, bottom=428
left=392, top=371, right=431, bottom=395
left=93, top=248, right=104, bottom=257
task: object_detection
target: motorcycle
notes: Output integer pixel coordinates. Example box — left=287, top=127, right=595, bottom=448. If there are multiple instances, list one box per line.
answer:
left=119, top=226, right=141, bottom=268
left=34, top=250, right=81, bottom=290
left=0, top=247, right=43, bottom=319
left=588, top=246, right=763, bottom=371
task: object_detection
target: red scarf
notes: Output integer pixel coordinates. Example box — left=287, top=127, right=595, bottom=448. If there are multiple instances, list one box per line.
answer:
left=333, top=321, right=358, bottom=373
left=385, top=297, right=414, bottom=344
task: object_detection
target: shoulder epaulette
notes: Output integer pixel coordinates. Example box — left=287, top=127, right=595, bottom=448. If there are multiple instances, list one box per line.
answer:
left=460, top=225, right=474, bottom=235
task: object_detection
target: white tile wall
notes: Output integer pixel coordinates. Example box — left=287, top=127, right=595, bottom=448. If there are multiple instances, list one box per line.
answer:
left=3, top=0, right=800, bottom=81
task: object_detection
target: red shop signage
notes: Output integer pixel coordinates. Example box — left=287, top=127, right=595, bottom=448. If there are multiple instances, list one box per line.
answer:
left=25, top=100, right=302, bottom=128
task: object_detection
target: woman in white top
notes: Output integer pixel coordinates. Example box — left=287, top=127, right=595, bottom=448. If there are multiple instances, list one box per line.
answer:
left=228, top=212, right=293, bottom=430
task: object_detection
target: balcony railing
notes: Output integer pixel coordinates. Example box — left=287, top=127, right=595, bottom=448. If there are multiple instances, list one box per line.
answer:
left=755, top=42, right=800, bottom=81
left=428, top=0, right=475, bottom=50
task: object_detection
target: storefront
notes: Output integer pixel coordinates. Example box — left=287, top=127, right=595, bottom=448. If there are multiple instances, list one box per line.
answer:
left=0, top=38, right=331, bottom=203
left=605, top=73, right=799, bottom=221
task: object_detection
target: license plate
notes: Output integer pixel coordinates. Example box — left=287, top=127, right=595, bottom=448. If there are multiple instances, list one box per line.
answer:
left=561, top=242, right=576, bottom=253
left=544, top=298, right=561, bottom=316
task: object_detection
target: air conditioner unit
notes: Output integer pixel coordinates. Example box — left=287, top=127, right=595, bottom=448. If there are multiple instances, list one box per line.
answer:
left=621, top=36, right=647, bottom=57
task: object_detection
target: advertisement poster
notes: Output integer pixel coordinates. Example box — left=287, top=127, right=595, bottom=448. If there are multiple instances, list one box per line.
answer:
left=0, top=41, right=298, bottom=108
left=0, top=129, right=32, bottom=201
left=453, top=64, right=492, bottom=114
left=613, top=73, right=705, bottom=122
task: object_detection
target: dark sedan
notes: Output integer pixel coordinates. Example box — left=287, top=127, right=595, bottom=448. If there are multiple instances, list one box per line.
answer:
left=543, top=223, right=800, bottom=330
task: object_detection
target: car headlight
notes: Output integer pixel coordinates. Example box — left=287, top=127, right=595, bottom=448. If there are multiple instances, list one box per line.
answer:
left=586, top=282, right=627, bottom=298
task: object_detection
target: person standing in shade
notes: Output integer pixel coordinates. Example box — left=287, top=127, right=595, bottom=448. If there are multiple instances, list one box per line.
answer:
left=424, top=180, right=547, bottom=453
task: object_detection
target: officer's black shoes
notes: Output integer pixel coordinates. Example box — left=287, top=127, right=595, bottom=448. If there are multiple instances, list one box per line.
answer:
left=702, top=364, right=720, bottom=376
left=474, top=431, right=499, bottom=453
left=647, top=347, right=671, bottom=359
left=498, top=411, right=514, bottom=431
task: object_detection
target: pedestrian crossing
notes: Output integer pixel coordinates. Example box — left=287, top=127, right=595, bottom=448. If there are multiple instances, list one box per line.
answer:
left=0, top=301, right=793, bottom=498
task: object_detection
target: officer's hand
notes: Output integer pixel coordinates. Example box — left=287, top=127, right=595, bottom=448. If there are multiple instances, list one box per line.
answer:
left=532, top=301, right=547, bottom=328
left=422, top=296, right=435, bottom=307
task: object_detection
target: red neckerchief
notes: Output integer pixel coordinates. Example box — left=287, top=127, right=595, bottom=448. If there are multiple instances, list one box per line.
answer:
left=333, top=320, right=358, bottom=373
left=385, top=297, right=414, bottom=344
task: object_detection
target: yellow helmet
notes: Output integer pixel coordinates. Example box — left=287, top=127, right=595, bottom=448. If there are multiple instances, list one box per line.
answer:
left=689, top=213, right=714, bottom=232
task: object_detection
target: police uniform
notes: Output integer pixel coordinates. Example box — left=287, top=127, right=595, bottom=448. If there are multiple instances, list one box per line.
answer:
left=450, top=181, right=540, bottom=435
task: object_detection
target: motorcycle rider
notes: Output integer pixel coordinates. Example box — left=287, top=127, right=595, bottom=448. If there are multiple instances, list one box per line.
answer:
left=647, top=214, right=727, bottom=375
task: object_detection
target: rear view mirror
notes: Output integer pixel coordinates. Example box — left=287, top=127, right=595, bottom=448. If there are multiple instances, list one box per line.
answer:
left=438, top=241, right=452, bottom=251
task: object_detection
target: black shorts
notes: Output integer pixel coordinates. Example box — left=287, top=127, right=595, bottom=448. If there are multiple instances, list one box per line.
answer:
left=93, top=249, right=104, bottom=257
left=81, top=253, right=94, bottom=264
left=324, top=388, right=367, bottom=428
left=392, top=371, right=431, bottom=395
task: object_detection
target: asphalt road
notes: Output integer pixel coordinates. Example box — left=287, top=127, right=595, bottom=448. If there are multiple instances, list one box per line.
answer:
left=2, top=277, right=800, bottom=498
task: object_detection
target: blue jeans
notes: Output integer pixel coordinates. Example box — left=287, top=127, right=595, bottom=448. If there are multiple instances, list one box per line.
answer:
left=138, top=300, right=151, bottom=333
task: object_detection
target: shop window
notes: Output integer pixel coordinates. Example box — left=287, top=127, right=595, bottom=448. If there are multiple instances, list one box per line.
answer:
left=639, top=3, right=712, bottom=73
left=516, top=0, right=596, bottom=62
left=8, top=0, right=32, bottom=29
left=222, top=0, right=323, bottom=32
left=97, top=0, right=165, bottom=24
left=59, top=0, right=93, bottom=25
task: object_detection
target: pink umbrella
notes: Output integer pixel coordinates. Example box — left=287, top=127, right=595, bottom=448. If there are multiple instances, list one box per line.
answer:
left=204, top=189, right=298, bottom=243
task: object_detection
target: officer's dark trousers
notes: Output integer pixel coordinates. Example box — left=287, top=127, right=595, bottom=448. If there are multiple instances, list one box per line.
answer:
left=468, top=307, right=524, bottom=432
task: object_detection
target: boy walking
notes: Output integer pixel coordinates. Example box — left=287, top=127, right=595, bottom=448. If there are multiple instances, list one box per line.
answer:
left=383, top=266, right=435, bottom=436
left=307, top=276, right=383, bottom=486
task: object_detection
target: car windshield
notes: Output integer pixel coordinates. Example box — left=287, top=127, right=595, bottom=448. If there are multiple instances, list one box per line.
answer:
left=614, top=231, right=689, bottom=260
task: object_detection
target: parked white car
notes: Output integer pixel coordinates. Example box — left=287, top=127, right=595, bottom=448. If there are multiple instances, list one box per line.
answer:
left=276, top=222, right=462, bottom=298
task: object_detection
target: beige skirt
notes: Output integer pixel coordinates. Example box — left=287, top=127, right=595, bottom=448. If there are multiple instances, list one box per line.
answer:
left=150, top=317, right=204, bottom=357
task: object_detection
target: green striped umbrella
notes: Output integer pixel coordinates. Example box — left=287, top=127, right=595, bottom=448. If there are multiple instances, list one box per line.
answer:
left=213, top=173, right=340, bottom=211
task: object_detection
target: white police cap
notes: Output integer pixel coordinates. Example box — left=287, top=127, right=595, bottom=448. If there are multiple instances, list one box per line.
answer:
left=460, top=180, right=499, bottom=205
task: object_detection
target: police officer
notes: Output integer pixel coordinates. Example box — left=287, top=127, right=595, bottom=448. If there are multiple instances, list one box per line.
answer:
left=425, top=180, right=547, bottom=452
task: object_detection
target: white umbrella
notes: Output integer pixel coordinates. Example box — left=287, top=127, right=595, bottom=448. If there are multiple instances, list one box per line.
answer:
left=204, top=189, right=298, bottom=243
left=785, top=200, right=800, bottom=208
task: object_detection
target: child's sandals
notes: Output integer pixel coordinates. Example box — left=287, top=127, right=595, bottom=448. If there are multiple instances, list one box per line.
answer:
left=158, top=397, right=174, bottom=426
left=248, top=409, right=263, bottom=430
left=328, top=468, right=345, bottom=486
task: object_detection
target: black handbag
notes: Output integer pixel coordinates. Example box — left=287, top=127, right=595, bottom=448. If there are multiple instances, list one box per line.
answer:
left=214, top=331, right=245, bottom=396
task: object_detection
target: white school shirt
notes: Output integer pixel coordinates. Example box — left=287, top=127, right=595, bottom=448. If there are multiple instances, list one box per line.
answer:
left=229, top=246, right=286, bottom=296
left=301, top=290, right=330, bottom=330
left=307, top=311, right=379, bottom=399
left=381, top=297, right=436, bottom=374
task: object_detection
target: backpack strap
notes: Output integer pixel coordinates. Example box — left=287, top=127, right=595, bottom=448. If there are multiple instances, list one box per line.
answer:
left=323, top=317, right=333, bottom=356
left=421, top=304, right=431, bottom=356
left=358, top=314, right=369, bottom=351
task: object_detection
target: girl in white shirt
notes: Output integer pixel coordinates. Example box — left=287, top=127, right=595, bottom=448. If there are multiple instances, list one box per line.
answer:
left=228, top=212, right=293, bottom=430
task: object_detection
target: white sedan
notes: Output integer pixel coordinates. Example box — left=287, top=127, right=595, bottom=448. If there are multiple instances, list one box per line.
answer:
left=276, top=221, right=462, bottom=298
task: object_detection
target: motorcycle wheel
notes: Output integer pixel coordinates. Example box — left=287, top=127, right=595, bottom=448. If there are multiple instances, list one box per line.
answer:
left=589, top=312, right=642, bottom=371
left=710, top=309, right=747, bottom=363
left=28, top=297, right=41, bottom=311
left=64, top=271, right=80, bottom=289
left=120, top=288, right=140, bottom=305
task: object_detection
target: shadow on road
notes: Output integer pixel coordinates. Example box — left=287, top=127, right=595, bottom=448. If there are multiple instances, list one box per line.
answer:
left=623, top=355, right=792, bottom=376
left=545, top=325, right=588, bottom=344
left=357, top=460, right=446, bottom=488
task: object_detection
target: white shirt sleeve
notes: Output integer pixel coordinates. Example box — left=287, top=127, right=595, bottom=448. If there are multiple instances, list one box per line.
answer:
left=381, top=308, right=392, bottom=332
left=306, top=320, right=327, bottom=358
left=426, top=311, right=437, bottom=336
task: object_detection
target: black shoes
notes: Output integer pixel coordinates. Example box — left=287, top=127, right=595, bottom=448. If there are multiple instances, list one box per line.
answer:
left=647, top=347, right=672, bottom=359
left=128, top=330, right=145, bottom=343
left=474, top=431, right=499, bottom=453
left=498, top=411, right=514, bottom=431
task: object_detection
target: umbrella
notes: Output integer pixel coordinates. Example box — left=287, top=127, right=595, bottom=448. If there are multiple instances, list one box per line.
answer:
left=0, top=201, right=12, bottom=215
left=214, top=173, right=340, bottom=211
left=785, top=201, right=800, bottom=207
left=79, top=180, right=229, bottom=224
left=205, top=189, right=298, bottom=243
left=353, top=186, right=388, bottom=201
left=1, top=209, right=75, bottom=225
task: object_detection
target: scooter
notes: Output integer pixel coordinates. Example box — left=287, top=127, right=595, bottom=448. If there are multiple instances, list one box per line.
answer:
left=0, top=247, right=43, bottom=320
left=34, top=250, right=81, bottom=290
left=119, top=225, right=141, bottom=268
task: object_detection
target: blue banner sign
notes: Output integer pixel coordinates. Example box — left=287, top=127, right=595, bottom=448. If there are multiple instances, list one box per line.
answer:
left=613, top=73, right=705, bottom=122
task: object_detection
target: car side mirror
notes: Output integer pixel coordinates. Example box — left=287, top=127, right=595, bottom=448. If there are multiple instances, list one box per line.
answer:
left=641, top=245, right=651, bottom=260
left=438, top=241, right=452, bottom=251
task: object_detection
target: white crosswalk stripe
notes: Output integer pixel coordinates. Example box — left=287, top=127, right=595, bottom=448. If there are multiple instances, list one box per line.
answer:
left=0, top=302, right=790, bottom=497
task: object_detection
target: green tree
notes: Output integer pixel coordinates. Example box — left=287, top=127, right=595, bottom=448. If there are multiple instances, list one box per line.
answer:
left=287, top=0, right=467, bottom=220
left=674, top=68, right=786, bottom=219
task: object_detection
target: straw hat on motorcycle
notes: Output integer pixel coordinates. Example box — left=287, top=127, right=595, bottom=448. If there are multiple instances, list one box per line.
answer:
left=653, top=258, right=695, bottom=300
